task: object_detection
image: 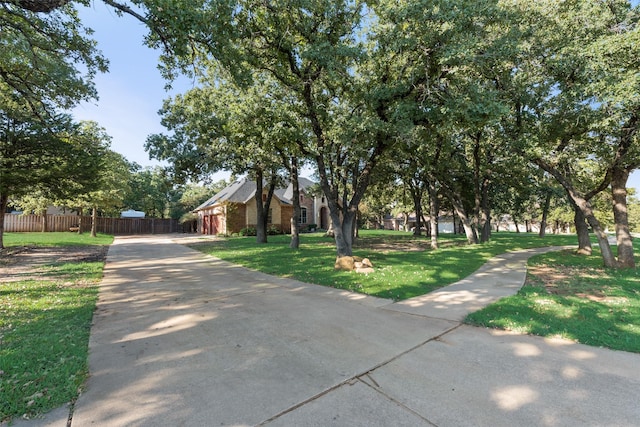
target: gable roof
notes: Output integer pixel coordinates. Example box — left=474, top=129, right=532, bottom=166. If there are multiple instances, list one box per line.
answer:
left=282, top=176, right=317, bottom=200
left=194, top=177, right=304, bottom=212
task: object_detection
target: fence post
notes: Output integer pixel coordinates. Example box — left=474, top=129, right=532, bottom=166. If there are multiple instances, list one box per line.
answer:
left=5, top=215, right=178, bottom=235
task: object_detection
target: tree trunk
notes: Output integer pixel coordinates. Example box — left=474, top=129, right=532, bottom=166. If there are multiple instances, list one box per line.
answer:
left=583, top=204, right=617, bottom=267
left=567, top=192, right=616, bottom=266
left=254, top=170, right=268, bottom=244
left=409, top=181, right=424, bottom=236
left=441, top=180, right=477, bottom=244
left=539, top=191, right=552, bottom=238
left=447, top=194, right=477, bottom=244
left=304, top=81, right=387, bottom=258
left=534, top=158, right=617, bottom=267
left=428, top=180, right=439, bottom=249
left=0, top=193, right=7, bottom=249
left=353, top=206, right=359, bottom=240
left=512, top=216, right=520, bottom=233
left=315, top=154, right=381, bottom=256
left=91, top=206, right=98, bottom=238
left=480, top=204, right=491, bottom=242
left=472, top=133, right=492, bottom=243
left=325, top=220, right=334, bottom=237
left=573, top=202, right=592, bottom=255
left=289, top=158, right=301, bottom=249
left=330, top=208, right=356, bottom=257
left=479, top=176, right=491, bottom=242
left=77, top=208, right=83, bottom=235
left=611, top=167, right=635, bottom=268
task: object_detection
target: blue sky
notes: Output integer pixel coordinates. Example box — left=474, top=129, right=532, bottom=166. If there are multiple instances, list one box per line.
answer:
left=72, top=2, right=640, bottom=191
left=72, top=3, right=195, bottom=168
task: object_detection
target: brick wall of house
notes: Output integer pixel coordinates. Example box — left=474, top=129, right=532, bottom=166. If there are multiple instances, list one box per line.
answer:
left=299, top=193, right=314, bottom=226
left=226, top=203, right=247, bottom=234
left=281, top=205, right=293, bottom=234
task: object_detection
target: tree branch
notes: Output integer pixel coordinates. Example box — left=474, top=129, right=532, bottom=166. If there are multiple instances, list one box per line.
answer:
left=5, top=0, right=71, bottom=13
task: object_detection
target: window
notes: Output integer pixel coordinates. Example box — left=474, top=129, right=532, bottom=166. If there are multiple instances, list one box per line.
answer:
left=267, top=208, right=272, bottom=224
left=299, top=207, right=307, bottom=224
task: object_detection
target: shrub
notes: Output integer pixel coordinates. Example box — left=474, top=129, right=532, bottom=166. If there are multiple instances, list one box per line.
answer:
left=239, top=227, right=257, bottom=236
left=267, top=225, right=283, bottom=235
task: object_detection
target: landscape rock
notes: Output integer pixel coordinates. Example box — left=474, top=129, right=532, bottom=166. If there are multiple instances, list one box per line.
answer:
left=335, top=255, right=374, bottom=272
left=335, top=256, right=355, bottom=271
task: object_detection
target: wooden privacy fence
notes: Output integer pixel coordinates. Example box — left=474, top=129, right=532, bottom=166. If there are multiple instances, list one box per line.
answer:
left=4, top=214, right=185, bottom=235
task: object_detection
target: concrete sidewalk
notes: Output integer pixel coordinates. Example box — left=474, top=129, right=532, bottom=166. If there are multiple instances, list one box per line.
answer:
left=10, top=236, right=640, bottom=426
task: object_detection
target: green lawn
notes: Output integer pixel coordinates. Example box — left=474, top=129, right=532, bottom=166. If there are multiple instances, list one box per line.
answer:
left=0, top=232, right=112, bottom=423
left=189, top=230, right=578, bottom=300
left=3, top=229, right=636, bottom=423
left=3, top=231, right=113, bottom=247
left=192, top=230, right=639, bottom=353
left=465, top=247, right=640, bottom=353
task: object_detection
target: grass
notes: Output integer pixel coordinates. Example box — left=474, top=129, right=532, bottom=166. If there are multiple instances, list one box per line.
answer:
left=189, top=230, right=578, bottom=300
left=192, top=230, right=639, bottom=352
left=3, top=229, right=636, bottom=423
left=0, top=232, right=112, bottom=423
left=3, top=231, right=113, bottom=248
left=465, top=247, right=640, bottom=353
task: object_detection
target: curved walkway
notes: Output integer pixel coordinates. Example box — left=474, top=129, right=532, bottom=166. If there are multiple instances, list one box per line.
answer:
left=383, top=246, right=570, bottom=321
left=11, top=236, right=640, bottom=427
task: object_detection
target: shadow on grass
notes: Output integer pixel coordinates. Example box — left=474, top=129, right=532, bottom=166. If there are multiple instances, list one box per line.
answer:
left=189, top=231, right=580, bottom=301
left=466, top=288, right=640, bottom=353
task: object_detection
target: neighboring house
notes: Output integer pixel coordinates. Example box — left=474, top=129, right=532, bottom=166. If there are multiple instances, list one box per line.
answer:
left=383, top=213, right=456, bottom=233
left=121, top=209, right=146, bottom=218
left=46, top=206, right=80, bottom=216
left=383, top=213, right=552, bottom=234
left=194, top=176, right=329, bottom=235
left=7, top=206, right=79, bottom=215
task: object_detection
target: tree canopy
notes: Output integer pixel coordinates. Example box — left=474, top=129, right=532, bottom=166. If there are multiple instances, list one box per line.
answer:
left=0, top=1, right=107, bottom=117
left=4, top=0, right=639, bottom=269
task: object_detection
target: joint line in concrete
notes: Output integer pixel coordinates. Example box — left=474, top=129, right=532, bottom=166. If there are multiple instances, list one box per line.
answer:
left=257, top=323, right=462, bottom=425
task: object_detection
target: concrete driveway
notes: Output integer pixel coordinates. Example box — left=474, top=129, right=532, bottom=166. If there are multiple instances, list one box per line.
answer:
left=15, top=235, right=640, bottom=426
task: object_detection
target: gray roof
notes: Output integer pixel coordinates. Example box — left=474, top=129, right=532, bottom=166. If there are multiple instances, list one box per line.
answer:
left=274, top=188, right=288, bottom=201
left=282, top=176, right=317, bottom=200
left=194, top=176, right=312, bottom=212
left=194, top=177, right=251, bottom=212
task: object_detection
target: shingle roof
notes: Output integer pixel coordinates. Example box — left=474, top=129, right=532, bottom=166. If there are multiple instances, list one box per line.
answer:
left=194, top=176, right=307, bottom=212
left=193, top=177, right=253, bottom=212
left=282, top=176, right=317, bottom=200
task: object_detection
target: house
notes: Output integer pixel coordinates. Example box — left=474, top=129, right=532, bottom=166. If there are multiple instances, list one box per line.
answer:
left=282, top=177, right=330, bottom=231
left=121, top=209, right=145, bottom=218
left=194, top=177, right=329, bottom=235
left=383, top=213, right=456, bottom=233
